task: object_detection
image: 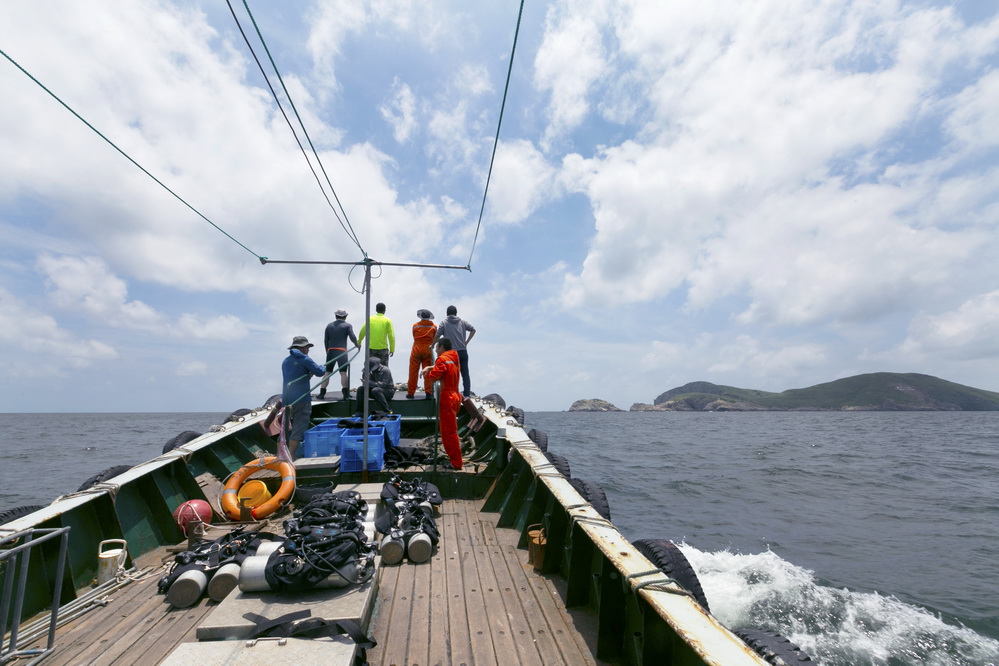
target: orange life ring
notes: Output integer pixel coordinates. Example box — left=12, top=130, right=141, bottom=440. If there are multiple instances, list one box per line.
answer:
left=220, top=456, right=296, bottom=520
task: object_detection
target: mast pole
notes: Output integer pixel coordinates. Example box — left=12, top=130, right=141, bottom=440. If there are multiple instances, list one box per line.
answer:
left=361, top=258, right=372, bottom=482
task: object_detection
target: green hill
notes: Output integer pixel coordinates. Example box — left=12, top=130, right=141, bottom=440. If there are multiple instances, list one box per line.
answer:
left=653, top=373, right=999, bottom=411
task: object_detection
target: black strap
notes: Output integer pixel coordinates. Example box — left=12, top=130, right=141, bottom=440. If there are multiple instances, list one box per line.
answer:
left=243, top=610, right=311, bottom=636
left=242, top=612, right=376, bottom=648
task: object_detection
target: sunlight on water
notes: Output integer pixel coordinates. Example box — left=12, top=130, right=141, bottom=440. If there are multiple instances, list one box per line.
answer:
left=682, top=544, right=999, bottom=666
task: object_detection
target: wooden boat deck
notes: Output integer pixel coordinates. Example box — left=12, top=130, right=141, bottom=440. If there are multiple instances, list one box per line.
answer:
left=368, top=497, right=600, bottom=666
left=15, top=546, right=215, bottom=665
left=16, top=498, right=601, bottom=665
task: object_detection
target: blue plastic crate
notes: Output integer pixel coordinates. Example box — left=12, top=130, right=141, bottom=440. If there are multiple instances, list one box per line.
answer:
left=302, top=420, right=341, bottom=457
left=371, top=413, right=401, bottom=448
left=302, top=428, right=332, bottom=457
left=340, top=427, right=385, bottom=472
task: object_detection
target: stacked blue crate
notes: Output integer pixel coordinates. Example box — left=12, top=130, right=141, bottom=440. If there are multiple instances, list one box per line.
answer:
left=302, top=420, right=342, bottom=457
left=340, top=427, right=386, bottom=472
left=371, top=413, right=401, bottom=448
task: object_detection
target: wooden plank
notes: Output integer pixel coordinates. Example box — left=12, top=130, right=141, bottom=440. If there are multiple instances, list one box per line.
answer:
left=372, top=558, right=415, bottom=665
left=444, top=501, right=478, bottom=665
left=474, top=519, right=549, bottom=665
left=367, top=563, right=398, bottom=664
left=366, top=498, right=602, bottom=665
left=19, top=571, right=166, bottom=664
left=492, top=522, right=597, bottom=664
left=426, top=511, right=451, bottom=665
left=462, top=501, right=523, bottom=664
left=63, top=587, right=174, bottom=665
left=107, top=599, right=212, bottom=665
left=407, top=548, right=433, bottom=666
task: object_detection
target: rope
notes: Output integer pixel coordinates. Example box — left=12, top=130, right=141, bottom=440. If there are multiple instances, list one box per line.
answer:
left=149, top=448, right=195, bottom=465
left=466, top=0, right=526, bottom=268
left=0, top=48, right=264, bottom=261
left=626, top=569, right=695, bottom=599
left=229, top=0, right=364, bottom=253
left=52, top=482, right=122, bottom=505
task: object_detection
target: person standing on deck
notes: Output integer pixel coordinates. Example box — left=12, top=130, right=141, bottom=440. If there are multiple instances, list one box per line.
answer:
left=407, top=309, right=437, bottom=400
left=319, top=309, right=359, bottom=401
left=434, top=305, right=475, bottom=397
left=357, top=302, right=395, bottom=367
left=421, top=338, right=463, bottom=470
left=282, top=336, right=327, bottom=459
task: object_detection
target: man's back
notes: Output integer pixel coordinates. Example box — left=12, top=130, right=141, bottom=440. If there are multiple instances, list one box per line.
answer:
left=325, top=319, right=356, bottom=350
left=359, top=313, right=395, bottom=351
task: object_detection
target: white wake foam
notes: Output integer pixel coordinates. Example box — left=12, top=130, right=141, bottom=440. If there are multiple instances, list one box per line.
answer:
left=680, top=544, right=999, bottom=666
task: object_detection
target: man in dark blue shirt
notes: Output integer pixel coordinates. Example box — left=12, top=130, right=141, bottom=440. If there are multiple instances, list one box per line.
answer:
left=282, top=336, right=327, bottom=458
left=319, top=309, right=359, bottom=401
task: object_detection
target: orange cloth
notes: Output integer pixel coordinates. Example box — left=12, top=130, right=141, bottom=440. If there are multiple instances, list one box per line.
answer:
left=426, top=349, right=462, bottom=468
left=408, top=319, right=437, bottom=395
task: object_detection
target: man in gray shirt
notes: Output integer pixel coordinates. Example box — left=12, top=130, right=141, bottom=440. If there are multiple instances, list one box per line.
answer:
left=319, top=309, right=359, bottom=401
left=434, top=305, right=476, bottom=397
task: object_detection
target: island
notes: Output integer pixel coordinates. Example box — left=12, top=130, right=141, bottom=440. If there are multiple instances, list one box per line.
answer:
left=568, top=399, right=624, bottom=412
left=568, top=373, right=999, bottom=412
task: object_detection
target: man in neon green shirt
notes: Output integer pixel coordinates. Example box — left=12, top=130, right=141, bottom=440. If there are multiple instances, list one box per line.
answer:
left=358, top=302, right=395, bottom=367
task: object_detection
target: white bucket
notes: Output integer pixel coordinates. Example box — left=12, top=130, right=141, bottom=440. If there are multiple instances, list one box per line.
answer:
left=96, top=539, right=127, bottom=585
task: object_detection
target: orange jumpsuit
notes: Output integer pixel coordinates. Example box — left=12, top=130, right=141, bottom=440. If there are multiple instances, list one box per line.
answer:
left=425, top=349, right=462, bottom=469
left=408, top=318, right=438, bottom=396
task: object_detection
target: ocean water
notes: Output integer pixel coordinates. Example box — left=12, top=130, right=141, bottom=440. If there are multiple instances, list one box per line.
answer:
left=1, top=410, right=997, bottom=665
left=526, top=411, right=999, bottom=666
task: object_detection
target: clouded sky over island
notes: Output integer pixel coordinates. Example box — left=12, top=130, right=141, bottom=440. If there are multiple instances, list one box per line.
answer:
left=2, top=1, right=998, bottom=413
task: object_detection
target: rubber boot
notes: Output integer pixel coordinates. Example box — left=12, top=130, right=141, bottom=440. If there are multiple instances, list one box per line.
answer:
left=318, top=388, right=326, bottom=399
left=342, top=388, right=350, bottom=401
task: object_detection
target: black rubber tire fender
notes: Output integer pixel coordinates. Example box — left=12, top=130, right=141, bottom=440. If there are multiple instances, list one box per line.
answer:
left=526, top=428, right=549, bottom=452
left=226, top=408, right=253, bottom=423
left=481, top=393, right=506, bottom=409
left=508, top=406, right=525, bottom=425
left=632, top=539, right=710, bottom=612
left=262, top=393, right=282, bottom=410
left=568, top=478, right=611, bottom=520
left=734, top=629, right=814, bottom=664
left=78, top=465, right=133, bottom=492
left=0, top=505, right=45, bottom=525
left=162, top=430, right=202, bottom=454
left=543, top=452, right=571, bottom=478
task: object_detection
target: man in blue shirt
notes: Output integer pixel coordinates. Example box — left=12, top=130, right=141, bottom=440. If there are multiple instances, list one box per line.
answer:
left=282, top=336, right=327, bottom=458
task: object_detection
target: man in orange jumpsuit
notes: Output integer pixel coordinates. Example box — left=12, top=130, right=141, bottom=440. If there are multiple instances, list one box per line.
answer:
left=407, top=309, right=437, bottom=400
left=421, top=338, right=463, bottom=470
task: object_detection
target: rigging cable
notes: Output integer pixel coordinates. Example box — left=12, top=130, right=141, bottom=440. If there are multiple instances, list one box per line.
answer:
left=230, top=0, right=364, bottom=253
left=466, top=0, right=526, bottom=269
left=0, top=47, right=263, bottom=262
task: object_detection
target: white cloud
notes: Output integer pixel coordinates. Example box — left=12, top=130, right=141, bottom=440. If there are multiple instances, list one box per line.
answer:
left=37, top=254, right=249, bottom=340
left=945, top=68, right=999, bottom=150
left=487, top=140, right=557, bottom=225
left=2, top=1, right=999, bottom=413
left=550, top=0, right=999, bottom=333
left=38, top=254, right=164, bottom=329
left=534, top=0, right=612, bottom=147
left=175, top=360, right=208, bottom=377
left=380, top=77, right=417, bottom=143
left=426, top=64, right=493, bottom=172
left=899, top=291, right=999, bottom=360
left=0, top=286, right=117, bottom=375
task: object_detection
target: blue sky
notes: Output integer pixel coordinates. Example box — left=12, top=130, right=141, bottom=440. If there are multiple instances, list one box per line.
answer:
left=2, top=1, right=999, bottom=413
